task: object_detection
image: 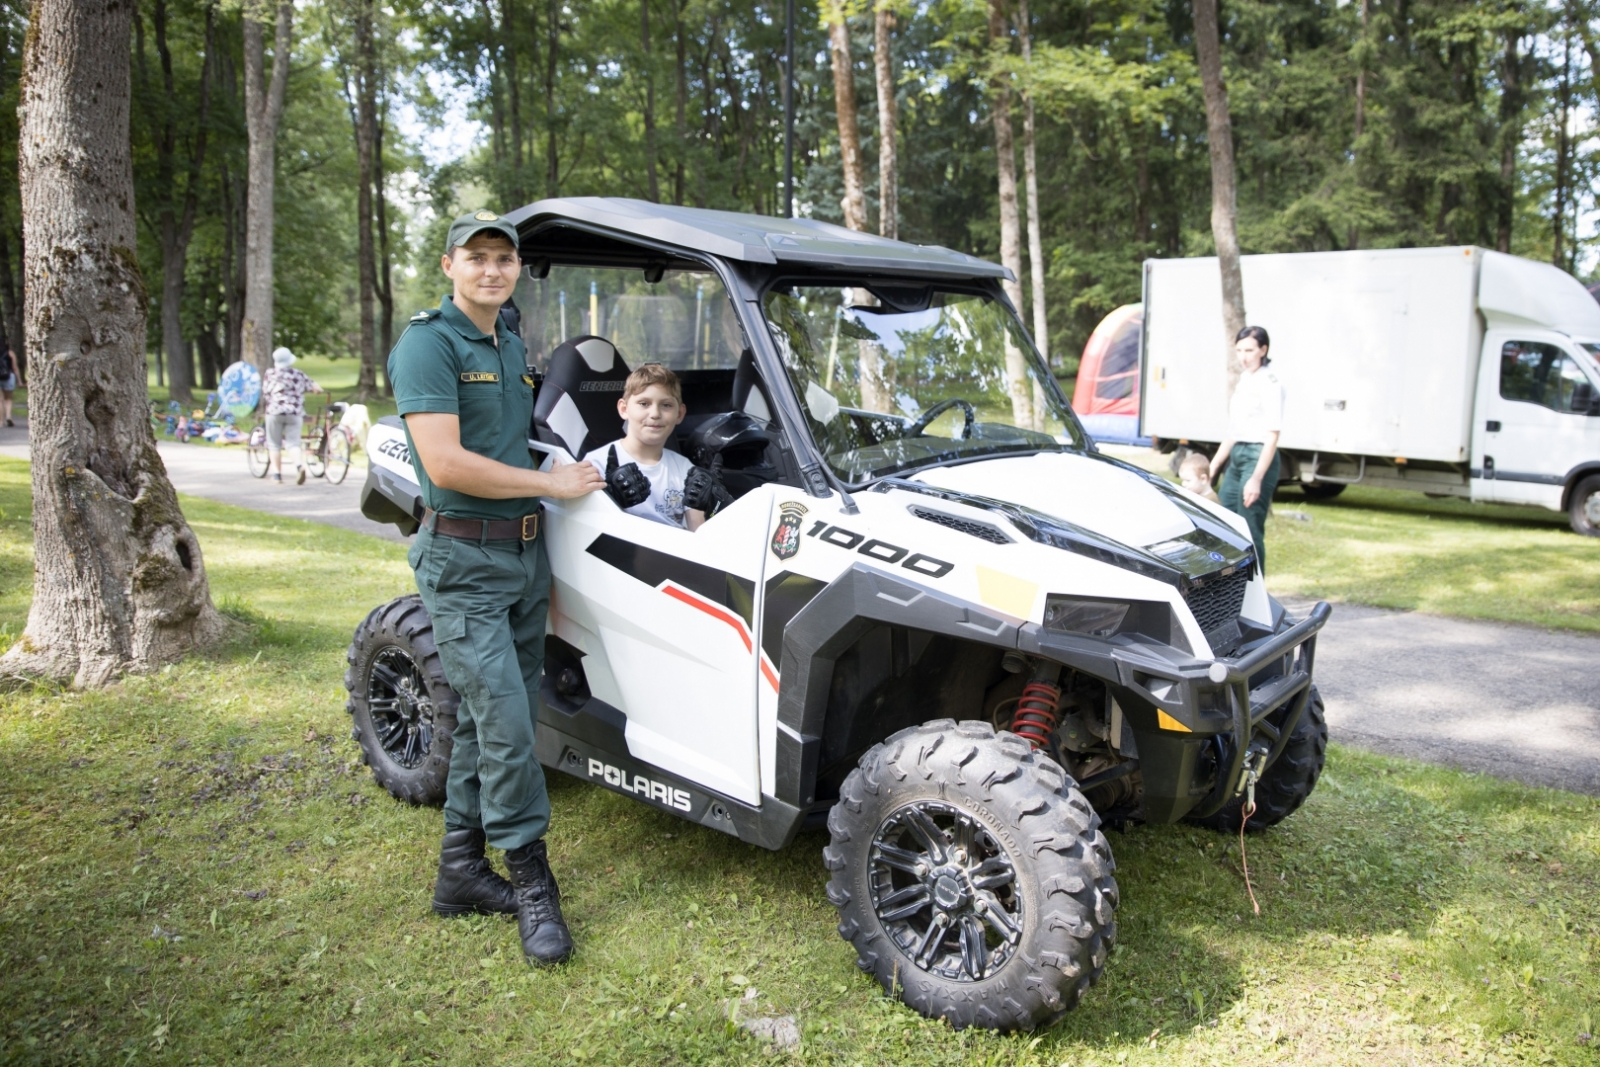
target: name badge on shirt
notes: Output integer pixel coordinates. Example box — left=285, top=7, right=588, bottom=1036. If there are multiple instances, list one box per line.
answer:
left=460, top=372, right=499, bottom=383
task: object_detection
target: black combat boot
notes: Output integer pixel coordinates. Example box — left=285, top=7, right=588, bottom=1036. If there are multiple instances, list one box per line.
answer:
left=504, top=839, right=574, bottom=966
left=431, top=827, right=518, bottom=917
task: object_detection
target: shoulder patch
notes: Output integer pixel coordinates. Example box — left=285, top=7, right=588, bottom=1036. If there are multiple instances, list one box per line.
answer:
left=460, top=372, right=500, bottom=383
left=410, top=309, right=440, bottom=323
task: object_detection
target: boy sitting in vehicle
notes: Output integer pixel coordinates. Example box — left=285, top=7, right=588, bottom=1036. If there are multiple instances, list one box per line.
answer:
left=583, top=363, right=731, bottom=530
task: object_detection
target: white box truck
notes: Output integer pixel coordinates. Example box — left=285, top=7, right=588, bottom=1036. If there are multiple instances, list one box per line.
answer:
left=1139, top=246, right=1600, bottom=535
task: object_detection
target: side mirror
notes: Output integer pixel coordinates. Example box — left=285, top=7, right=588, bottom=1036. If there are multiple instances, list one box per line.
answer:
left=1575, top=380, right=1600, bottom=415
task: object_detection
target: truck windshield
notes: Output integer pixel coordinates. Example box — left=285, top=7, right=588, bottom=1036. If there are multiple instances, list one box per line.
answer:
left=762, top=284, right=1084, bottom=482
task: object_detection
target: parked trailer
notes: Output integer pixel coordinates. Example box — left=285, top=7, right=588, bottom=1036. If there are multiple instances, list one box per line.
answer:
left=1139, top=246, right=1600, bottom=535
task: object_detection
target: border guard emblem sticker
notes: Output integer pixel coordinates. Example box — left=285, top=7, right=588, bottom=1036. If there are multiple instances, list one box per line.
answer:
left=771, top=501, right=808, bottom=561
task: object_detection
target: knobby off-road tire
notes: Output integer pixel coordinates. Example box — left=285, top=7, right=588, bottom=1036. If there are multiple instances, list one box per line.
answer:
left=825, top=720, right=1119, bottom=1032
left=345, top=595, right=458, bottom=806
left=1188, top=685, right=1327, bottom=834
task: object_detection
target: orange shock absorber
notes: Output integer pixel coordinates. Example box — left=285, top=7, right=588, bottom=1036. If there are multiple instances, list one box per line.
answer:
left=1011, top=681, right=1062, bottom=749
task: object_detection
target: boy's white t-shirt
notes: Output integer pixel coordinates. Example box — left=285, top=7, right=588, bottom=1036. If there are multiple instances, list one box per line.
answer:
left=583, top=440, right=694, bottom=529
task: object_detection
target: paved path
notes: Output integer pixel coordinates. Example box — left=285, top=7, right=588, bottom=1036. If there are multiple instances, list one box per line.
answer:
left=0, top=419, right=406, bottom=544
left=1282, top=596, right=1599, bottom=796
left=3, top=419, right=1596, bottom=794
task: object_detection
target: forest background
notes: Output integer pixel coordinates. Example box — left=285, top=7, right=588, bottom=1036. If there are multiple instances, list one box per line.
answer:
left=0, top=0, right=1596, bottom=405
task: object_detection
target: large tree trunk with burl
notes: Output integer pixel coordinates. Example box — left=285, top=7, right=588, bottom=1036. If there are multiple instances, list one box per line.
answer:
left=242, top=3, right=292, bottom=373
left=6, top=0, right=222, bottom=687
left=1192, top=0, right=1246, bottom=395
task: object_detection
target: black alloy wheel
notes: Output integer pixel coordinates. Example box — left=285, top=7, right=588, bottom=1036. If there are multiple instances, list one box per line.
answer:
left=869, top=801, right=1023, bottom=983
left=367, top=645, right=436, bottom=770
left=346, top=595, right=458, bottom=805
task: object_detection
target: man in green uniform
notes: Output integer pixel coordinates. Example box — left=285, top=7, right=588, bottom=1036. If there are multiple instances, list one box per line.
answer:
left=388, top=210, right=604, bottom=965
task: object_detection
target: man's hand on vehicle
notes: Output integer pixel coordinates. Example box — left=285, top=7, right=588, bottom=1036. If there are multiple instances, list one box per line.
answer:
left=604, top=445, right=651, bottom=508
left=543, top=458, right=606, bottom=499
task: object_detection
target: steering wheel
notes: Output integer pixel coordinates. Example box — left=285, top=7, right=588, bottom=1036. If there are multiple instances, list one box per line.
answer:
left=905, top=397, right=977, bottom=439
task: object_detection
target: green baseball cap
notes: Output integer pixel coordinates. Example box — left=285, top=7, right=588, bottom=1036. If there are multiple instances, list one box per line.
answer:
left=444, top=209, right=520, bottom=254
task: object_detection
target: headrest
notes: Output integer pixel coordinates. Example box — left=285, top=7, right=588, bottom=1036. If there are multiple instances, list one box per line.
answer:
left=688, top=410, right=770, bottom=469
left=533, top=335, right=631, bottom=457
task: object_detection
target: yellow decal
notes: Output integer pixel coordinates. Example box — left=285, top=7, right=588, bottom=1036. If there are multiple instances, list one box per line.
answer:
left=460, top=372, right=499, bottom=383
left=975, top=566, right=1039, bottom=620
left=1156, top=708, right=1191, bottom=733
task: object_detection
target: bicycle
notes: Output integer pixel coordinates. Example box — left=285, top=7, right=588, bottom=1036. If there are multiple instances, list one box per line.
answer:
left=246, top=397, right=353, bottom=484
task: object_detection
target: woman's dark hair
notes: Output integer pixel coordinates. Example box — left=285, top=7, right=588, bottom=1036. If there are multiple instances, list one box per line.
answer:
left=1235, top=325, right=1271, bottom=365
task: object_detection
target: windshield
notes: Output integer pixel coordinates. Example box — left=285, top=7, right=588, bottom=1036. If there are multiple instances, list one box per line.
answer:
left=762, top=284, right=1084, bottom=482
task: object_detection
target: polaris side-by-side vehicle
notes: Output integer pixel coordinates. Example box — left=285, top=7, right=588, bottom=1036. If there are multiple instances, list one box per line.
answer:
left=347, top=198, right=1331, bottom=1032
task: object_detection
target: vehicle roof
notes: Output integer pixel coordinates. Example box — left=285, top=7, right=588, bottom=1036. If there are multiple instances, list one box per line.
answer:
left=505, top=197, right=1013, bottom=282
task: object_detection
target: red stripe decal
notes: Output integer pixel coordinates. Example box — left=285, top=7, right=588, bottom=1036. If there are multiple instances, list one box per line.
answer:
left=759, top=655, right=780, bottom=692
left=660, top=583, right=753, bottom=653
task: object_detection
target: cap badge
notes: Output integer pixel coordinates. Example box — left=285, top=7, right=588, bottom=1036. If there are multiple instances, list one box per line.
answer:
left=474, top=210, right=498, bottom=221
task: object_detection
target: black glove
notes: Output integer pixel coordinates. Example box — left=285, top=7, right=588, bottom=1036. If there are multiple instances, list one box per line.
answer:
left=683, top=454, right=734, bottom=516
left=604, top=444, right=651, bottom=509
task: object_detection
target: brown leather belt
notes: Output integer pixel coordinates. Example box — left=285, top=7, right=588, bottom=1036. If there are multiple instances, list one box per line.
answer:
left=422, top=507, right=540, bottom=541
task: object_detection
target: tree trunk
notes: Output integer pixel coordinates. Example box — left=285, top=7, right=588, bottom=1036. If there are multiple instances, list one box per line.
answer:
left=1191, top=0, right=1246, bottom=394
left=500, top=0, right=525, bottom=198
left=376, top=103, right=394, bottom=394
left=0, top=223, right=24, bottom=373
left=1495, top=28, right=1520, bottom=253
left=147, top=0, right=216, bottom=407
left=1017, top=0, right=1047, bottom=368
left=874, top=4, right=897, bottom=240
left=827, top=3, right=868, bottom=233
left=7, top=0, right=222, bottom=686
left=1349, top=0, right=1368, bottom=249
left=353, top=0, right=379, bottom=397
left=241, top=3, right=292, bottom=373
left=988, top=0, right=1032, bottom=429
left=673, top=0, right=689, bottom=205
left=642, top=0, right=660, bottom=201
left=1553, top=30, right=1571, bottom=268
left=545, top=0, right=560, bottom=197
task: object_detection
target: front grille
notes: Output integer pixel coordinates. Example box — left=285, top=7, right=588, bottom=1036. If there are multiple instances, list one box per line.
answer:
left=909, top=506, right=1012, bottom=544
left=1183, top=567, right=1250, bottom=641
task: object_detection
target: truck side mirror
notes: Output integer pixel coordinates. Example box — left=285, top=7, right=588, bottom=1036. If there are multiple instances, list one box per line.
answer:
left=1576, top=380, right=1600, bottom=415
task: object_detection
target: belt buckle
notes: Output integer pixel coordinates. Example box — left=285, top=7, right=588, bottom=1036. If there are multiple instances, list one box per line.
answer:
left=520, top=513, right=539, bottom=540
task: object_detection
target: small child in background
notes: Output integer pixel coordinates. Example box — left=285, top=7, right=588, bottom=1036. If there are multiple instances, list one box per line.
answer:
left=1179, top=451, right=1220, bottom=503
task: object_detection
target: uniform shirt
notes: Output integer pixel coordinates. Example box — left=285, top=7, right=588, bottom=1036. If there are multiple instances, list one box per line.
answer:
left=1226, top=366, right=1285, bottom=444
left=388, top=296, right=536, bottom=521
left=262, top=367, right=317, bottom=416
left=583, top=441, right=693, bottom=529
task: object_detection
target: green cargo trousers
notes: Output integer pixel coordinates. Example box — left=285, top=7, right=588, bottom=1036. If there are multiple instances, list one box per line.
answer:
left=408, top=527, right=552, bottom=851
left=1218, top=441, right=1280, bottom=574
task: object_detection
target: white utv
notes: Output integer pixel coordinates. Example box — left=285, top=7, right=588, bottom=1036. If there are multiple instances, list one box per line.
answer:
left=348, top=198, right=1331, bottom=1032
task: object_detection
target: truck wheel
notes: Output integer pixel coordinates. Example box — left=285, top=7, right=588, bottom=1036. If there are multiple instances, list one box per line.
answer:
left=1300, top=481, right=1345, bottom=500
left=345, top=595, right=458, bottom=806
left=1187, top=686, right=1327, bottom=833
left=1568, top=475, right=1600, bottom=536
left=824, top=720, right=1118, bottom=1032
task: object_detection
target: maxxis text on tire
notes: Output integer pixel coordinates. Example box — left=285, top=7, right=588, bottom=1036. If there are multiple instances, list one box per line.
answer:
left=345, top=594, right=458, bottom=806
left=824, top=719, right=1118, bottom=1032
left=1568, top=474, right=1600, bottom=536
left=1187, top=685, right=1327, bottom=833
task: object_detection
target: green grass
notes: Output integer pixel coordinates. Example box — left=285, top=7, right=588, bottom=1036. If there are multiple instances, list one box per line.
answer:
left=1267, top=483, right=1600, bottom=632
left=0, top=457, right=1598, bottom=1065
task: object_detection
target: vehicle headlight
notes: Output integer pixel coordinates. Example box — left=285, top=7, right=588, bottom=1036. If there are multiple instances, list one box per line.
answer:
left=1043, top=595, right=1131, bottom=637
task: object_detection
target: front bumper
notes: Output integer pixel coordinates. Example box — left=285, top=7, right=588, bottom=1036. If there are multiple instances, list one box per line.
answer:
left=1020, top=601, right=1332, bottom=822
